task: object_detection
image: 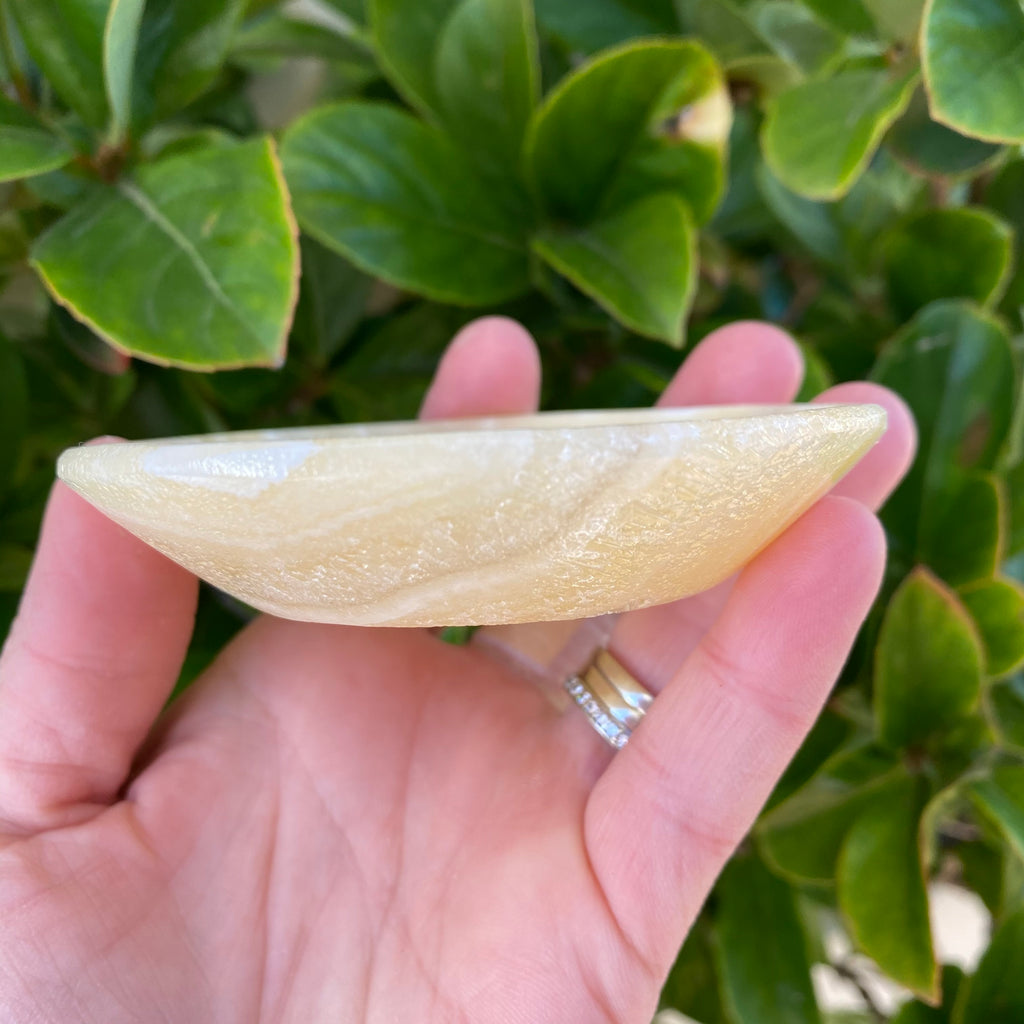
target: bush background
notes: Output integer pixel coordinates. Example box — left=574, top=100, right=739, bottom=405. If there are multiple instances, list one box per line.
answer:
left=1, top=0, right=1024, bottom=1020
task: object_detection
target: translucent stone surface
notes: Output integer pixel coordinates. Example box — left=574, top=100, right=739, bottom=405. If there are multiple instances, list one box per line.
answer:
left=56, top=405, right=886, bottom=626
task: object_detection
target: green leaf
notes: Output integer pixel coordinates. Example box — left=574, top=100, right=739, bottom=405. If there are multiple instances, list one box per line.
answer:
left=230, top=13, right=376, bottom=67
left=922, top=0, right=1024, bottom=144
left=0, top=544, right=32, bottom=593
left=533, top=192, right=696, bottom=344
left=103, top=0, right=144, bottom=145
left=0, top=94, right=75, bottom=182
left=955, top=907, right=1024, bottom=1023
left=1009, top=461, right=1024, bottom=558
left=756, top=162, right=844, bottom=265
left=927, top=472, right=1005, bottom=587
left=679, top=0, right=844, bottom=80
left=871, top=301, right=1016, bottom=565
left=862, top=0, right=926, bottom=40
left=714, top=852, right=823, bottom=1024
left=749, top=1, right=845, bottom=77
left=434, top=0, right=539, bottom=172
left=536, top=0, right=678, bottom=53
left=282, top=101, right=530, bottom=306
left=525, top=38, right=731, bottom=226
left=799, top=0, right=875, bottom=36
left=763, top=67, right=917, bottom=200
left=370, top=0, right=456, bottom=111
left=969, top=763, right=1024, bottom=861
left=875, top=568, right=983, bottom=751
left=892, top=965, right=964, bottom=1024
left=838, top=772, right=938, bottom=1001
left=962, top=578, right=1024, bottom=677
left=886, top=86, right=1004, bottom=180
left=758, top=740, right=902, bottom=885
left=32, top=137, right=299, bottom=370
left=331, top=303, right=471, bottom=422
left=990, top=674, right=1024, bottom=754
left=660, top=916, right=726, bottom=1022
left=132, top=0, right=247, bottom=128
left=8, top=0, right=109, bottom=128
left=987, top=160, right=1024, bottom=327
left=883, top=208, right=1014, bottom=320
left=322, top=0, right=366, bottom=23
left=0, top=336, right=28, bottom=498
left=290, top=235, right=372, bottom=366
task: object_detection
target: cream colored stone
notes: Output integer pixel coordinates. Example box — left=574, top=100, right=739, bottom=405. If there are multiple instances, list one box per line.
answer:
left=57, top=405, right=885, bottom=627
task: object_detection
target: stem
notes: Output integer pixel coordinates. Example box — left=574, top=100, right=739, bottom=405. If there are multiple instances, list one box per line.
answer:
left=0, top=0, right=33, bottom=109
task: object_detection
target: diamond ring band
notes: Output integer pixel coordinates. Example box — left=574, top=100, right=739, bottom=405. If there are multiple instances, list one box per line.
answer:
left=564, top=649, right=653, bottom=750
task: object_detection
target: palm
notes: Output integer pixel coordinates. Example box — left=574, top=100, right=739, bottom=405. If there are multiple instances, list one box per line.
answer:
left=0, top=319, right=914, bottom=1023
left=10, top=623, right=652, bottom=1021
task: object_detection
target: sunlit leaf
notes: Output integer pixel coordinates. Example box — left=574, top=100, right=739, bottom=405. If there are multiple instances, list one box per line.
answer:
left=762, top=67, right=917, bottom=200
left=838, top=772, right=938, bottom=1000
left=32, top=138, right=299, bottom=369
left=875, top=568, right=983, bottom=751
left=282, top=101, right=531, bottom=305
left=0, top=95, right=75, bottom=183
left=923, top=0, right=1024, bottom=144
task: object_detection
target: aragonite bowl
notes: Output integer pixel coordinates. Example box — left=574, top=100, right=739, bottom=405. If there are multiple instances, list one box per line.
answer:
left=57, top=405, right=885, bottom=627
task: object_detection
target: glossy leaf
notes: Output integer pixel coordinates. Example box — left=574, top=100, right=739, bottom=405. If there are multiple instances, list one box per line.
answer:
left=0, top=544, right=32, bottom=593
left=660, top=916, right=725, bottom=1023
left=715, top=853, right=823, bottom=1024
left=763, top=68, right=917, bottom=200
left=370, top=0, right=457, bottom=111
left=969, top=764, right=1024, bottom=861
left=989, top=675, right=1024, bottom=754
left=962, top=579, right=1024, bottom=677
left=434, top=0, right=538, bottom=171
left=103, top=0, right=145, bottom=144
left=1008, top=460, right=1024, bottom=558
left=231, top=14, right=377, bottom=67
left=837, top=772, right=938, bottom=1001
left=680, top=0, right=844, bottom=77
left=281, top=101, right=531, bottom=305
left=862, top=0, right=926, bottom=40
left=290, top=236, right=372, bottom=366
left=525, top=39, right=730, bottom=226
left=955, top=907, right=1024, bottom=1023
left=322, top=0, right=366, bottom=23
left=928, top=472, right=1005, bottom=587
left=32, top=138, right=299, bottom=370
left=871, top=302, right=1016, bottom=565
left=756, top=162, right=843, bottom=266
left=330, top=303, right=471, bottom=422
left=8, top=0, right=109, bottom=128
left=0, top=95, right=75, bottom=183
left=131, top=0, right=247, bottom=127
left=799, top=0, right=875, bottom=35
left=886, top=87, right=1003, bottom=180
left=891, top=965, right=963, bottom=1024
left=923, top=0, right=1024, bottom=144
left=875, top=569, right=983, bottom=751
left=533, top=192, right=696, bottom=344
left=758, top=741, right=901, bottom=885
left=0, top=336, right=28, bottom=498
left=883, top=208, right=1013, bottom=319
left=987, top=160, right=1024, bottom=326
left=535, top=0, right=678, bottom=53
left=750, top=1, right=845, bottom=76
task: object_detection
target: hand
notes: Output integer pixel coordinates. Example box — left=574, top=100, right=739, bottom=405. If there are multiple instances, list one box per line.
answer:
left=0, top=319, right=914, bottom=1023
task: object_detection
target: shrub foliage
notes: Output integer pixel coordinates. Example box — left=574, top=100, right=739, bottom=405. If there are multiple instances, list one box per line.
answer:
left=2, top=0, right=1024, bottom=1019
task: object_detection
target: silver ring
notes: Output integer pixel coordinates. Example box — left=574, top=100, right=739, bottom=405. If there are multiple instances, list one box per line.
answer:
left=564, top=649, right=653, bottom=749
